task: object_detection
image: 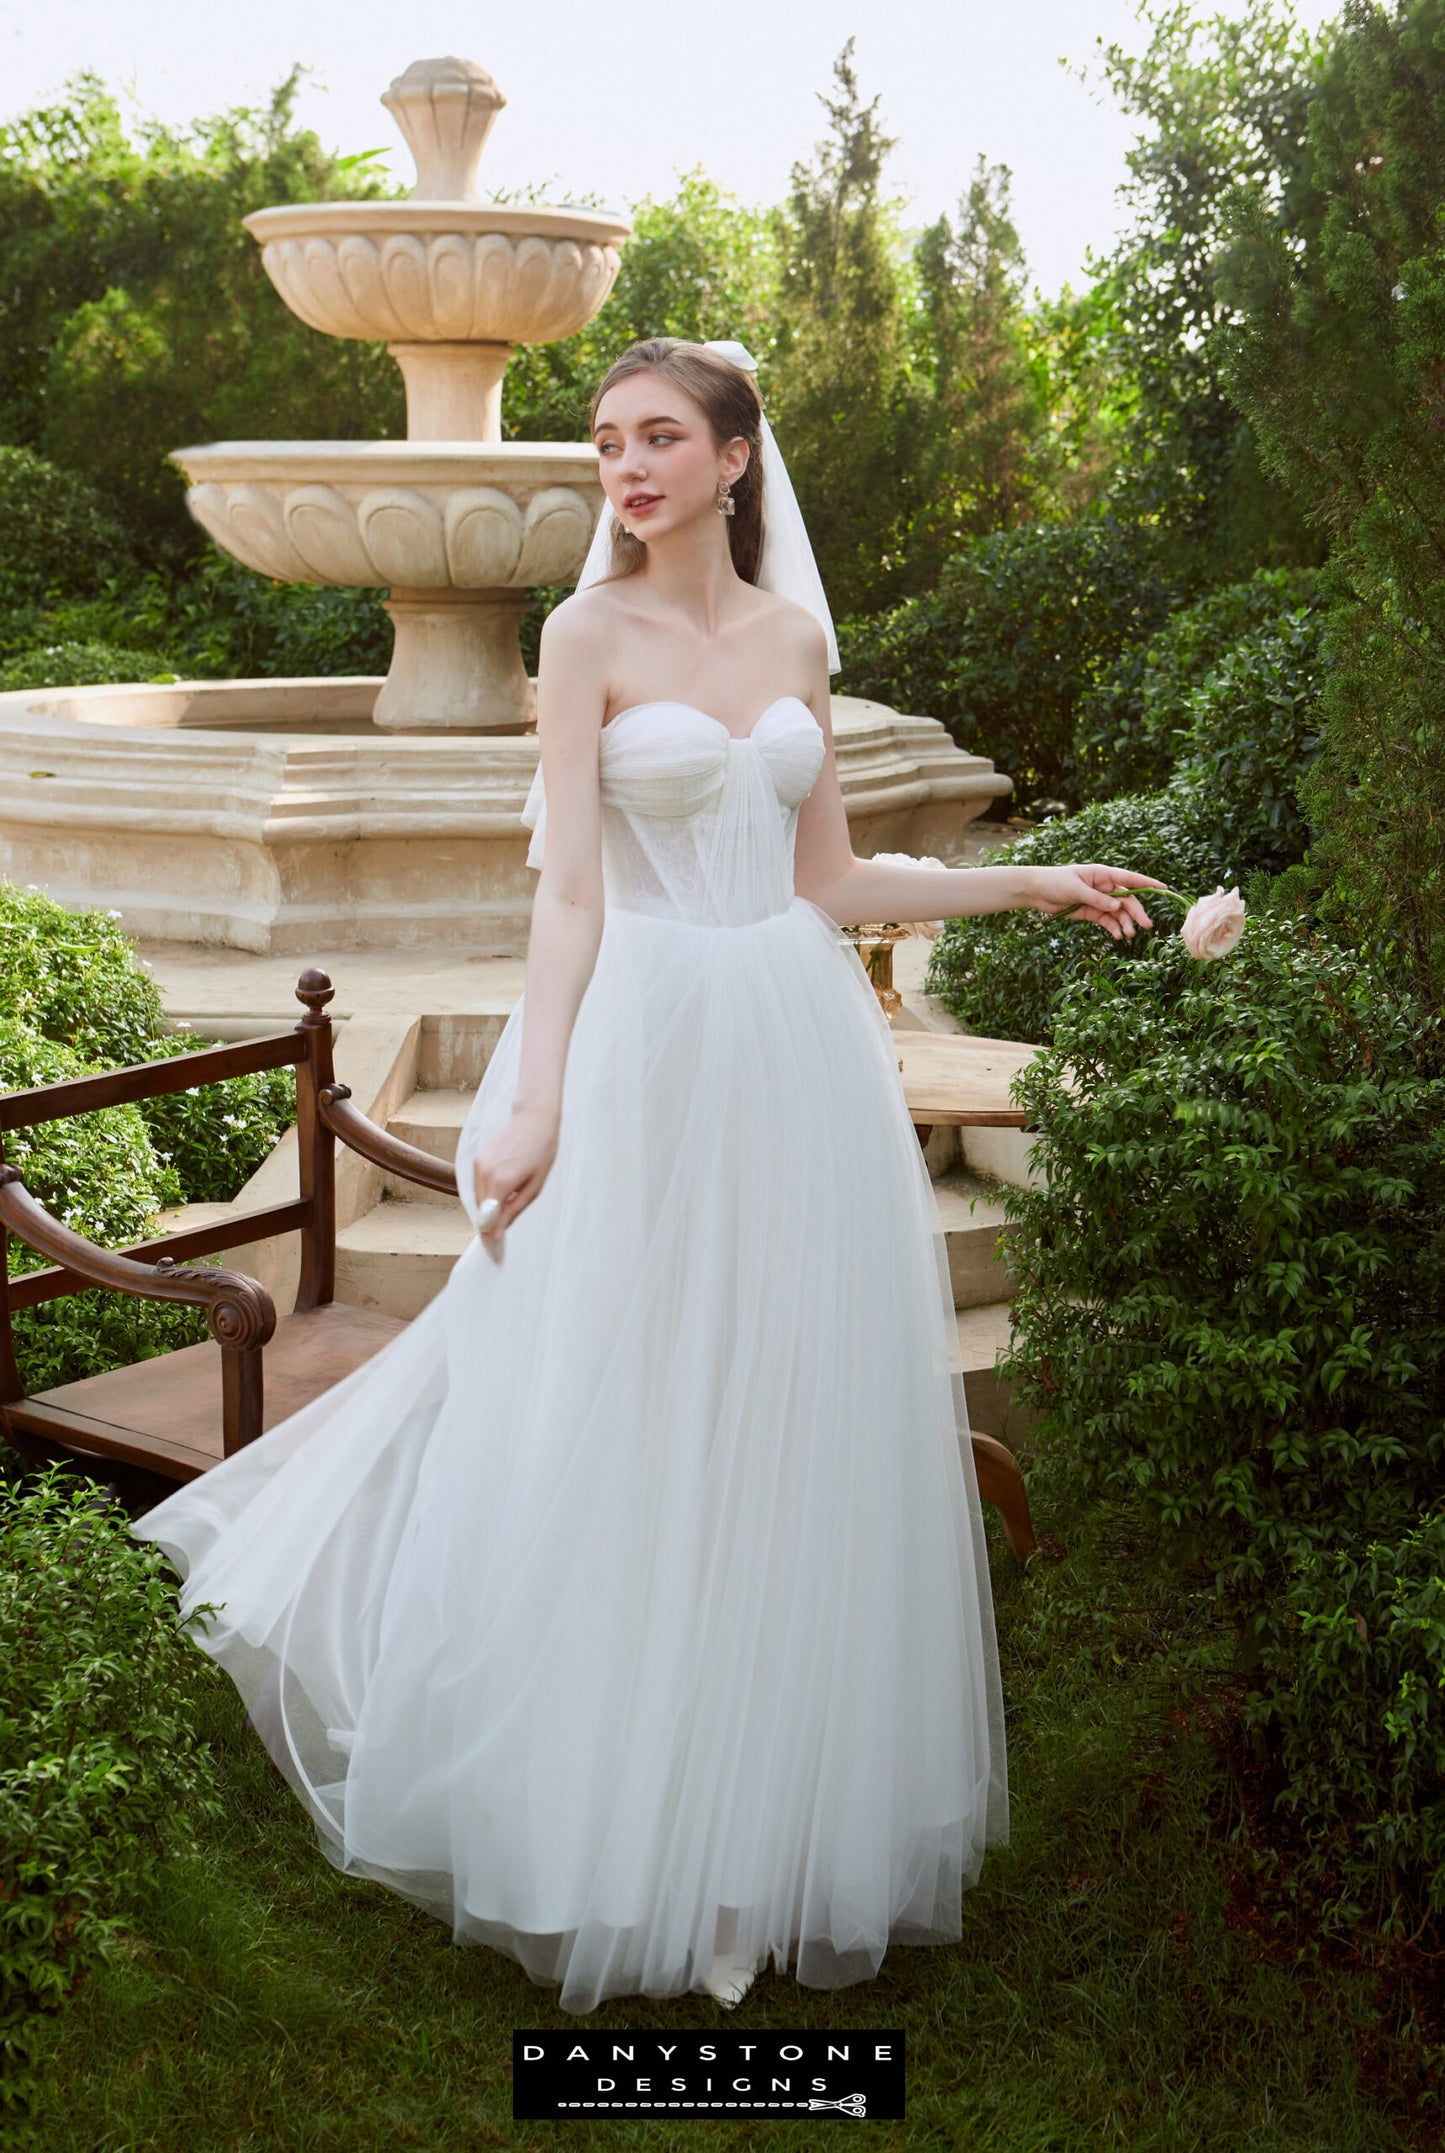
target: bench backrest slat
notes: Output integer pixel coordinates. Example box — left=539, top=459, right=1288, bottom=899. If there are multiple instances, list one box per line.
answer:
left=0, top=1032, right=305, bottom=1132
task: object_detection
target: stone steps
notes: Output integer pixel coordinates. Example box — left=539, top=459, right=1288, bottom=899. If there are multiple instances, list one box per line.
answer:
left=335, top=1200, right=473, bottom=1320
left=930, top=1171, right=1018, bottom=1309
left=952, top=1302, right=1033, bottom=1447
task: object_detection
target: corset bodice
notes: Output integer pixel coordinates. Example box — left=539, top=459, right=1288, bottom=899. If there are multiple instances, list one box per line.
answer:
left=520, top=696, right=827, bottom=926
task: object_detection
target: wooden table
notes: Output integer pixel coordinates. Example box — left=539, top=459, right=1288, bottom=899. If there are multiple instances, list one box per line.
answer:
left=894, top=1030, right=1038, bottom=1145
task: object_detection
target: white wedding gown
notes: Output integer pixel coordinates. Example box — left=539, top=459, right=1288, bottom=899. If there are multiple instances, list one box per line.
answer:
left=130, top=693, right=1009, bottom=2013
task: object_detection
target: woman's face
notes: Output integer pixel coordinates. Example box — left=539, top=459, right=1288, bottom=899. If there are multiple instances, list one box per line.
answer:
left=591, top=369, right=749, bottom=545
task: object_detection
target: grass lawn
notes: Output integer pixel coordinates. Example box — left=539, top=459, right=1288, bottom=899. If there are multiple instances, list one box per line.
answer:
left=24, top=1461, right=1438, bottom=2153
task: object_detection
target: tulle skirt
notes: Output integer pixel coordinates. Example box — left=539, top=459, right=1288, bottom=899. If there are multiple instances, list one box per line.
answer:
left=130, top=892, right=1009, bottom=2012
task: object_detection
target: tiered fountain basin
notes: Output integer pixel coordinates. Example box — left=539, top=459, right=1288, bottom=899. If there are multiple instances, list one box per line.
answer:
left=179, top=441, right=598, bottom=736
left=181, top=442, right=600, bottom=587
left=0, top=681, right=1012, bottom=954
left=169, top=59, right=635, bottom=733
left=248, top=201, right=630, bottom=340
left=176, top=442, right=604, bottom=733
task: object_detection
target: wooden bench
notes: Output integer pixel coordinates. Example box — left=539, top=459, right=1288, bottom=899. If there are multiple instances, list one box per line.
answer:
left=0, top=970, right=451, bottom=1500
left=0, top=968, right=1037, bottom=1558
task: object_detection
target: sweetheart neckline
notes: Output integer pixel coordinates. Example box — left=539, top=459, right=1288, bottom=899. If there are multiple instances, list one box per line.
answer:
left=600, top=694, right=818, bottom=746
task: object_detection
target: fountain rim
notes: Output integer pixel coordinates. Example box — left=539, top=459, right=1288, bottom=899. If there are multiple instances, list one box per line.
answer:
left=168, top=439, right=603, bottom=483
left=243, top=201, right=632, bottom=247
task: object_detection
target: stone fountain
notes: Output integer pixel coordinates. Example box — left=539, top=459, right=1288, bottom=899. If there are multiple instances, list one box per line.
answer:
left=0, top=55, right=1011, bottom=952
left=180, top=55, right=628, bottom=733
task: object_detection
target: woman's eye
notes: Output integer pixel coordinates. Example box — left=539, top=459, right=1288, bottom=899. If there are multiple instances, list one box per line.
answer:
left=649, top=434, right=677, bottom=446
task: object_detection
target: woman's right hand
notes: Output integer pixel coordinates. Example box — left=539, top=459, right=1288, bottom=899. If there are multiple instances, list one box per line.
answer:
left=471, top=1104, right=560, bottom=1262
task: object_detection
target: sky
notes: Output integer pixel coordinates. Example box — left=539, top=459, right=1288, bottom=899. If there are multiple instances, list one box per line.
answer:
left=3, top=0, right=1343, bottom=300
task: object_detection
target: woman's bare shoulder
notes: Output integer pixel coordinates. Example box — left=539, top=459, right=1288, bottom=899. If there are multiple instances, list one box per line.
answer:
left=539, top=582, right=632, bottom=661
left=746, top=587, right=829, bottom=666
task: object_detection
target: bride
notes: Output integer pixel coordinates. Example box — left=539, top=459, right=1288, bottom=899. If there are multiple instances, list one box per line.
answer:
left=131, top=336, right=1161, bottom=2016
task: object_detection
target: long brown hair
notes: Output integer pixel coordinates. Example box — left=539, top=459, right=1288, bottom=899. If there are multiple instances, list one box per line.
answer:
left=587, top=338, right=766, bottom=585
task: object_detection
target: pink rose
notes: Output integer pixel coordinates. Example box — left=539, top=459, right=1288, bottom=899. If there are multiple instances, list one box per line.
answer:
left=1180, top=885, right=1246, bottom=961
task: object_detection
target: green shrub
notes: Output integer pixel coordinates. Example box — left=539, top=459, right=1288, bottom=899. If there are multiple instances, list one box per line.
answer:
left=139, top=1032, right=295, bottom=1204
left=1073, top=567, right=1318, bottom=800
left=0, top=594, right=185, bottom=667
left=0, top=1016, right=207, bottom=1392
left=0, top=447, right=134, bottom=610
left=0, top=1463, right=226, bottom=2127
left=0, top=640, right=180, bottom=692
left=926, top=596, right=1325, bottom=1043
left=114, top=555, right=391, bottom=683
left=837, top=515, right=1175, bottom=805
left=1168, top=595, right=1324, bottom=878
left=1001, top=922, right=1445, bottom=1930
left=923, top=789, right=1226, bottom=1045
left=1273, top=1511, right=1445, bottom=1918
left=0, top=883, right=294, bottom=1388
left=0, top=883, right=168, bottom=1066
left=0, top=1019, right=181, bottom=1237
left=1217, top=0, right=1445, bottom=1012
left=0, top=557, right=391, bottom=691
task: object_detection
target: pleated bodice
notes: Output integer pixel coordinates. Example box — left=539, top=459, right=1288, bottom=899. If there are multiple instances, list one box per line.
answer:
left=520, top=696, right=827, bottom=928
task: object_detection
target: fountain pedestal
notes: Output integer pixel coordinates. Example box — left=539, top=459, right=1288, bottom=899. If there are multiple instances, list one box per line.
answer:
left=385, top=343, right=513, bottom=441
left=377, top=588, right=533, bottom=731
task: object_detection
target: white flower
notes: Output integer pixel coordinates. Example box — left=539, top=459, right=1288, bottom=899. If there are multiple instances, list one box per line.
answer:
left=1181, top=886, right=1247, bottom=961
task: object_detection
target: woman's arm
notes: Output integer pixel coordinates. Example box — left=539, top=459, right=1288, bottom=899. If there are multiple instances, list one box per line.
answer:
left=470, top=598, right=608, bottom=1251
left=792, top=629, right=1163, bottom=942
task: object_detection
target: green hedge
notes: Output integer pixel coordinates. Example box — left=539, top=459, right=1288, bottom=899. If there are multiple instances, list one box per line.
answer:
left=924, top=594, right=1325, bottom=1043
left=126, top=555, right=393, bottom=682
left=1001, top=920, right=1445, bottom=1933
left=1073, top=566, right=1319, bottom=801
left=837, top=516, right=1175, bottom=807
left=0, top=1464, right=226, bottom=2130
left=1167, top=596, right=1323, bottom=877
left=0, top=641, right=180, bottom=692
left=0, top=447, right=135, bottom=611
left=1, top=884, right=294, bottom=1390
left=0, top=884, right=169, bottom=1065
left=0, top=451, right=393, bottom=690
left=925, top=789, right=1227, bottom=1045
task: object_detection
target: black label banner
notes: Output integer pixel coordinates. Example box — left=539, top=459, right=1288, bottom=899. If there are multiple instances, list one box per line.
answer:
left=513, top=2026, right=906, bottom=2120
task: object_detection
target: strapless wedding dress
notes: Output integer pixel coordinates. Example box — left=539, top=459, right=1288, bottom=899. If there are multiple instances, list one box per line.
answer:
left=130, top=693, right=1009, bottom=2013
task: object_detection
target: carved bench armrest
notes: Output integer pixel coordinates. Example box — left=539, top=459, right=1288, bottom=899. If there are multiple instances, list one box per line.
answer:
left=317, top=1084, right=459, bottom=1197
left=0, top=1167, right=275, bottom=1352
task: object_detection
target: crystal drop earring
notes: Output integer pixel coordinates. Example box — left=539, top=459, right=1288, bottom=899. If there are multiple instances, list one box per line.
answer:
left=716, top=478, right=736, bottom=517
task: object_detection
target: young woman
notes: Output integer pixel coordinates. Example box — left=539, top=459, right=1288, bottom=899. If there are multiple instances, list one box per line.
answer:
left=133, top=338, right=1161, bottom=2016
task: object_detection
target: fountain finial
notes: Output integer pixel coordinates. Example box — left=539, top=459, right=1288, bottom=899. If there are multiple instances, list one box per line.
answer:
left=382, top=56, right=507, bottom=204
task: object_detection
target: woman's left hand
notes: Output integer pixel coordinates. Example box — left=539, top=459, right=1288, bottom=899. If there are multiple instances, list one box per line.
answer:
left=1027, top=864, right=1167, bottom=940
